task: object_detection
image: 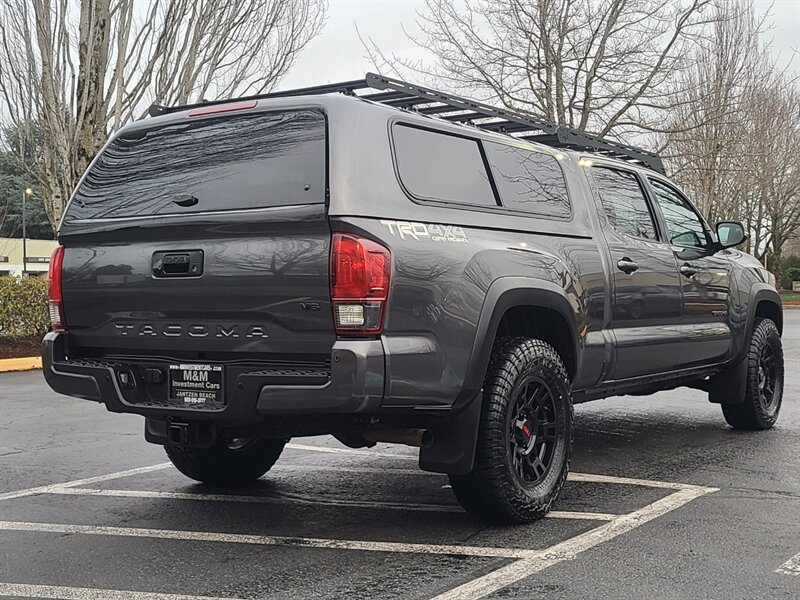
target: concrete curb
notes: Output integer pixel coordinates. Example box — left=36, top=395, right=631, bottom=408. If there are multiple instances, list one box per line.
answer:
left=0, top=356, right=42, bottom=373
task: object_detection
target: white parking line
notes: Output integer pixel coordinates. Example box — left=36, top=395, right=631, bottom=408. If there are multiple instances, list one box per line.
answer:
left=547, top=510, right=618, bottom=521
left=0, top=582, right=240, bottom=600
left=775, top=552, right=800, bottom=576
left=0, top=520, right=536, bottom=559
left=44, top=486, right=619, bottom=520
left=0, top=463, right=172, bottom=502
left=430, top=485, right=718, bottom=600
left=567, top=472, right=703, bottom=490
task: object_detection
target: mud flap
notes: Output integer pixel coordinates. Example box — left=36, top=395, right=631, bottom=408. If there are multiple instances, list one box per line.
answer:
left=418, top=391, right=482, bottom=475
left=708, top=356, right=747, bottom=405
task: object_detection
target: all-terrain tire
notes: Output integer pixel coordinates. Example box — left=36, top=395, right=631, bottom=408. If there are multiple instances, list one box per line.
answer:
left=165, top=438, right=288, bottom=485
left=722, top=318, right=784, bottom=430
left=449, top=338, right=573, bottom=524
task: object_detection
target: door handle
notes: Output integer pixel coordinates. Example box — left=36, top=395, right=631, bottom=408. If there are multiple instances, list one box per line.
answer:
left=680, top=263, right=698, bottom=277
left=617, top=258, right=639, bottom=274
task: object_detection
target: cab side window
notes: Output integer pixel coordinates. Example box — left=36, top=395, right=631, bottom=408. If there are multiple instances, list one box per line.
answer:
left=483, top=141, right=571, bottom=218
left=649, top=179, right=709, bottom=248
left=591, top=167, right=657, bottom=240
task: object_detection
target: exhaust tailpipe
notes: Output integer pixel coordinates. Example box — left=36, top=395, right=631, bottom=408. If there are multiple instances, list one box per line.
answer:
left=362, top=428, right=434, bottom=448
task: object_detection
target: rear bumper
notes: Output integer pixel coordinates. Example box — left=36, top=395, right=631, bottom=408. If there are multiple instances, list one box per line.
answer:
left=41, top=331, right=385, bottom=421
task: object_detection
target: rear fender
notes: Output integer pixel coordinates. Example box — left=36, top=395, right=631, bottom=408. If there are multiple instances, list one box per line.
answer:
left=419, top=278, right=580, bottom=475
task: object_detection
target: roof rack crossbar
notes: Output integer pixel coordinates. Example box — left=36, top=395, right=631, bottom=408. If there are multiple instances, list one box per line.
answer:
left=257, top=79, right=367, bottom=99
left=146, top=72, right=664, bottom=173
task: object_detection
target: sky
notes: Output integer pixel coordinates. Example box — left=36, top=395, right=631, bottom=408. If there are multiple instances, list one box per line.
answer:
left=277, top=0, right=800, bottom=91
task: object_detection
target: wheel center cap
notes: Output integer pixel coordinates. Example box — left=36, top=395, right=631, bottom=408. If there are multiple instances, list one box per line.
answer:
left=515, top=418, right=537, bottom=454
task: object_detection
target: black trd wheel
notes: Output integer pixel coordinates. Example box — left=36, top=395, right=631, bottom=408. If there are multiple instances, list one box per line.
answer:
left=722, top=318, right=784, bottom=430
left=449, top=338, right=573, bottom=524
left=165, top=438, right=287, bottom=485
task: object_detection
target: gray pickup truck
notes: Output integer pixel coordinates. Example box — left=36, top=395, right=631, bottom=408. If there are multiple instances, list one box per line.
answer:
left=42, top=74, right=784, bottom=524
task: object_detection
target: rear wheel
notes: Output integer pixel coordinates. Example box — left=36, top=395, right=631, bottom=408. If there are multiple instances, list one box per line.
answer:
left=165, top=437, right=287, bottom=485
left=449, top=338, right=573, bottom=524
left=722, top=318, right=783, bottom=430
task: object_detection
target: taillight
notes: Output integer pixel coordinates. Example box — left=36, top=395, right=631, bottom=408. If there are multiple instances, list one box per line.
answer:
left=48, top=245, right=66, bottom=331
left=330, top=233, right=391, bottom=335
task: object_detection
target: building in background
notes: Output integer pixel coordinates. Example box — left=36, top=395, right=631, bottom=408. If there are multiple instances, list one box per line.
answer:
left=0, top=237, right=58, bottom=277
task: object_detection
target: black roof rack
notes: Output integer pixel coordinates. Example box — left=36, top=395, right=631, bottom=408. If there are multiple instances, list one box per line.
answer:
left=147, top=72, right=664, bottom=174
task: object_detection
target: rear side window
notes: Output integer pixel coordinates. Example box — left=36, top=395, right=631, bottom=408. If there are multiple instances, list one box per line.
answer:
left=66, top=110, right=326, bottom=221
left=392, top=124, right=496, bottom=206
left=591, top=167, right=657, bottom=240
left=483, top=142, right=570, bottom=217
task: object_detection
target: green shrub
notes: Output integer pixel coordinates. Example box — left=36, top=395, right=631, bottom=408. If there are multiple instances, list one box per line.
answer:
left=780, top=255, right=800, bottom=290
left=0, top=276, right=50, bottom=338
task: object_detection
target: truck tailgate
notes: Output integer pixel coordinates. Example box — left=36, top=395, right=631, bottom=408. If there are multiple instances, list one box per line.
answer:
left=61, top=212, right=334, bottom=360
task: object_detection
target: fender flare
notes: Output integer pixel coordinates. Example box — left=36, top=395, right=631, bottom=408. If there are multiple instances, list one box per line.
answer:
left=458, top=277, right=581, bottom=404
left=746, top=285, right=782, bottom=336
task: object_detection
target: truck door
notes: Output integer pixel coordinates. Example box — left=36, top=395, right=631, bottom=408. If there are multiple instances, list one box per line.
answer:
left=589, top=166, right=683, bottom=380
left=646, top=178, right=733, bottom=367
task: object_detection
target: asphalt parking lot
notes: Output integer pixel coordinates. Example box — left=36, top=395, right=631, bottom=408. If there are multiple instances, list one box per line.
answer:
left=1, top=313, right=799, bottom=599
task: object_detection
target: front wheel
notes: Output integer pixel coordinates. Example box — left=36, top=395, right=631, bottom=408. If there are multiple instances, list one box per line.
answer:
left=449, top=338, right=573, bottom=524
left=165, top=437, right=288, bottom=485
left=722, top=318, right=784, bottom=430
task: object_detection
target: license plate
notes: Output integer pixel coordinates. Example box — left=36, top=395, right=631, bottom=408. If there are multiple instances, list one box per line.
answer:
left=169, top=363, right=223, bottom=405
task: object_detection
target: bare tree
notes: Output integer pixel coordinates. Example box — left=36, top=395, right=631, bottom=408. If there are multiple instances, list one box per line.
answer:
left=363, top=0, right=713, bottom=138
left=659, top=1, right=763, bottom=223
left=663, top=0, right=800, bottom=280
left=748, top=84, right=800, bottom=277
left=0, top=0, right=327, bottom=228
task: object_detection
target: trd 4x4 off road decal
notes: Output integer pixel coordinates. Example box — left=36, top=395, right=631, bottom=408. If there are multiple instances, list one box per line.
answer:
left=380, top=220, right=468, bottom=243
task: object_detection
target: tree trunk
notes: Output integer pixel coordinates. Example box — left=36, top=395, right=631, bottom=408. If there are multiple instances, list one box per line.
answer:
left=75, top=0, right=112, bottom=178
left=772, top=240, right=784, bottom=289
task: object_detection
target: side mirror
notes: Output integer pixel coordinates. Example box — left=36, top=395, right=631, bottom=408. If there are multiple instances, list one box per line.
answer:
left=716, top=221, right=746, bottom=248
